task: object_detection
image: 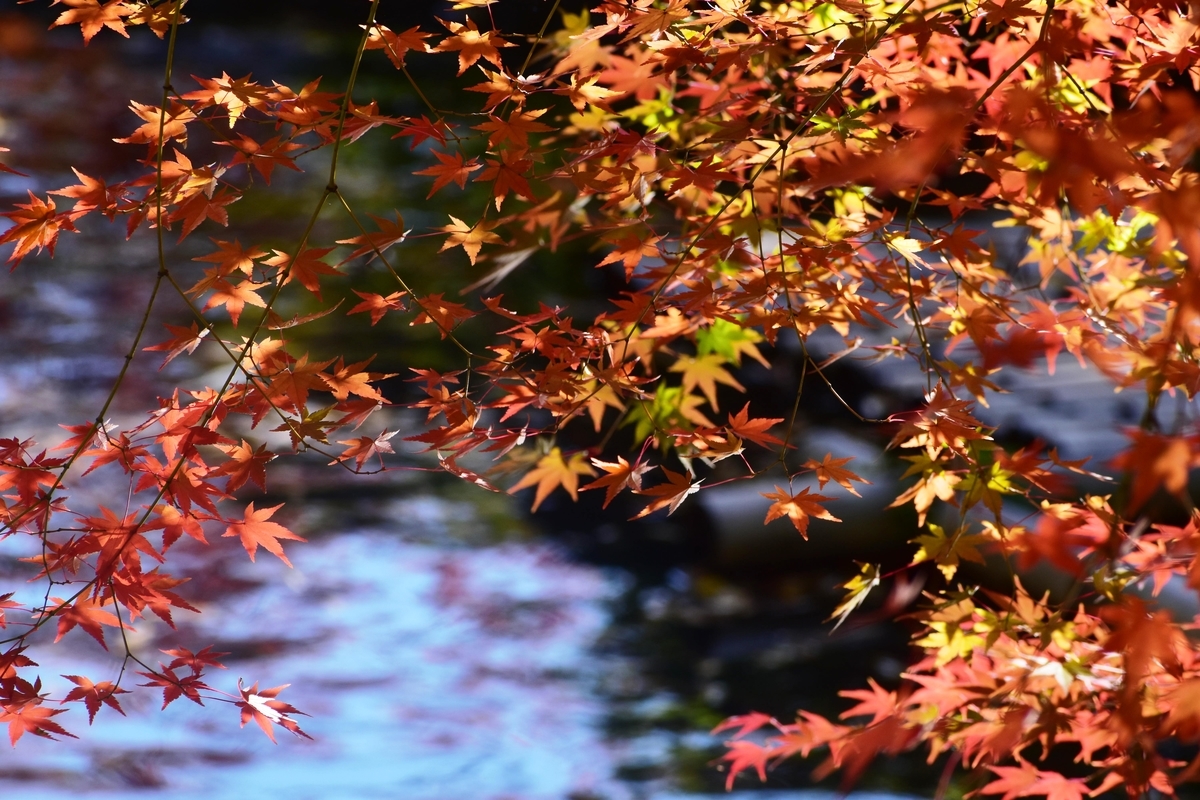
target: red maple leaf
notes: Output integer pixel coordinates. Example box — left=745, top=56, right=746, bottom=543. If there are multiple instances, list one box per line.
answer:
left=61, top=675, right=129, bottom=724
left=237, top=679, right=311, bottom=742
left=415, top=150, right=483, bottom=199
left=264, top=246, right=340, bottom=299
left=0, top=702, right=75, bottom=746
left=347, top=290, right=406, bottom=325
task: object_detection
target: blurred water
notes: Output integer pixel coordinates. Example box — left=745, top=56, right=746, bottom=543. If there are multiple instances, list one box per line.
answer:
left=0, top=530, right=627, bottom=799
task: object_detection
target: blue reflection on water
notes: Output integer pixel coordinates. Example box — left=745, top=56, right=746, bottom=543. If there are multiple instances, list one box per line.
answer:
left=0, top=531, right=631, bottom=799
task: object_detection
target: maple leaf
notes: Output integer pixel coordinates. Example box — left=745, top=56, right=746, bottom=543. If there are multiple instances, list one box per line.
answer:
left=475, top=150, right=536, bottom=210
left=51, top=0, right=133, bottom=44
left=411, top=293, right=477, bottom=337
left=237, top=679, right=311, bottom=743
left=415, top=151, right=482, bottom=199
left=391, top=116, right=450, bottom=149
left=347, top=290, right=406, bottom=325
left=473, top=108, right=554, bottom=149
left=183, top=72, right=271, bottom=127
left=909, top=523, right=987, bottom=581
left=217, top=132, right=303, bottom=182
left=211, top=439, right=273, bottom=493
left=633, top=467, right=701, bottom=518
left=1110, top=431, right=1199, bottom=513
left=202, top=278, right=266, bottom=326
left=581, top=456, right=650, bottom=508
left=465, top=68, right=526, bottom=110
left=508, top=447, right=597, bottom=511
left=138, top=666, right=209, bottom=709
left=804, top=453, right=871, bottom=496
left=333, top=430, right=397, bottom=470
left=114, top=100, right=195, bottom=148
left=320, top=357, right=388, bottom=402
left=192, top=238, right=265, bottom=281
left=144, top=322, right=210, bottom=367
left=839, top=678, right=898, bottom=725
left=983, top=764, right=1089, bottom=800
left=670, top=354, right=745, bottom=409
left=0, top=594, right=21, bottom=629
left=439, top=216, right=503, bottom=265
left=0, top=703, right=76, bottom=746
left=222, top=502, right=306, bottom=567
left=827, top=562, right=880, bottom=630
left=364, top=24, right=431, bottom=69
left=557, top=74, right=621, bottom=111
left=61, top=675, right=129, bottom=724
left=264, top=246, right=340, bottom=299
left=727, top=404, right=785, bottom=448
left=720, top=740, right=771, bottom=790
left=50, top=598, right=122, bottom=650
left=0, top=192, right=77, bottom=268
left=433, top=17, right=513, bottom=75
left=336, top=212, right=408, bottom=264
left=761, top=486, right=839, bottom=539
left=712, top=712, right=776, bottom=739
left=48, top=169, right=112, bottom=216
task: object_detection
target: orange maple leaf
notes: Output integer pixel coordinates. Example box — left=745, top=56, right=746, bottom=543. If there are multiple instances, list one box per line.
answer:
left=439, top=216, right=503, bottom=265
left=264, top=246, right=340, bottom=299
left=222, top=502, right=306, bottom=567
left=332, top=430, right=397, bottom=470
left=727, top=403, right=785, bottom=448
left=804, top=453, right=871, bottom=497
left=320, top=357, right=388, bottom=402
left=51, top=0, right=133, bottom=44
left=48, top=169, right=113, bottom=216
left=633, top=467, right=701, bottom=518
left=0, top=192, right=77, bottom=267
left=761, top=486, right=839, bottom=539
left=364, top=24, right=431, bottom=69
left=433, top=17, right=513, bottom=75
left=508, top=447, right=597, bottom=511
left=581, top=456, right=650, bottom=508
left=202, top=278, right=266, bottom=326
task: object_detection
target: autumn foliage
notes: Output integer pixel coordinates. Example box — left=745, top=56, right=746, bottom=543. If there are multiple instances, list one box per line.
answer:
left=6, top=0, right=1200, bottom=794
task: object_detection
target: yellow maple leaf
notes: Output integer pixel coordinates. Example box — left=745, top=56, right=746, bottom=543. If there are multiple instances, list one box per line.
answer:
left=909, top=523, right=987, bottom=581
left=508, top=447, right=596, bottom=511
left=670, top=354, right=744, bottom=409
left=439, top=215, right=503, bottom=265
left=828, top=562, right=880, bottom=630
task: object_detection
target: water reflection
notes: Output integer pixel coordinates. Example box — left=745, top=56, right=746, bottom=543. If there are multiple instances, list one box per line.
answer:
left=0, top=529, right=629, bottom=799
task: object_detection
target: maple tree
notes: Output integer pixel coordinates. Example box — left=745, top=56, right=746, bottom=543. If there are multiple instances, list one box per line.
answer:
left=6, top=0, right=1200, bottom=796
